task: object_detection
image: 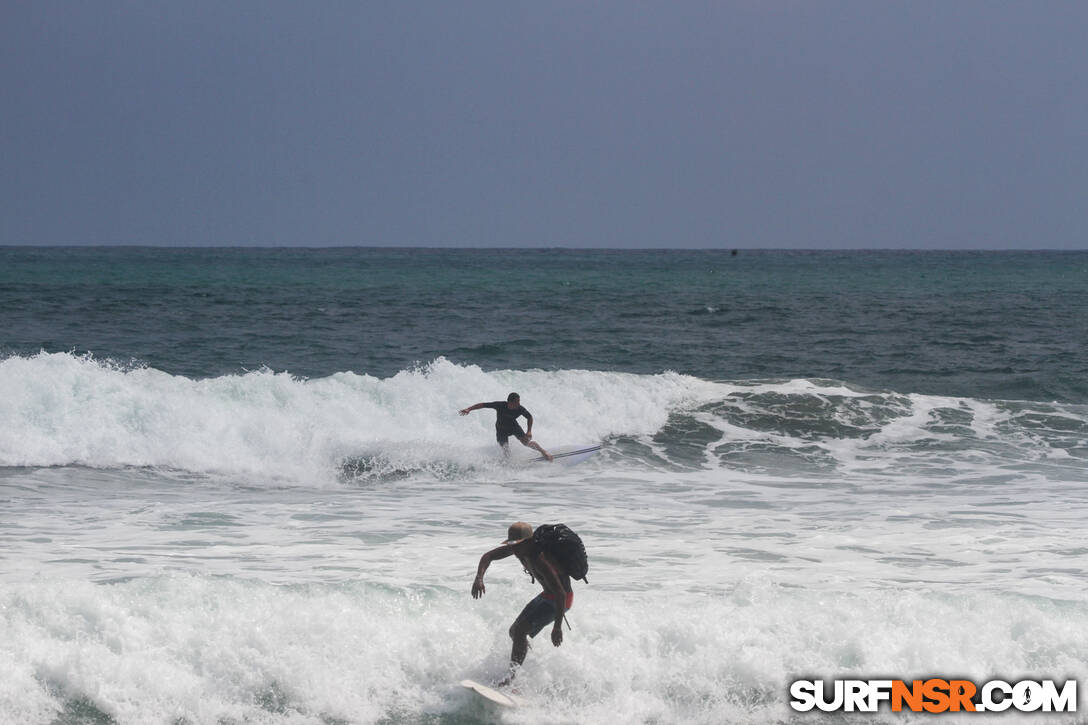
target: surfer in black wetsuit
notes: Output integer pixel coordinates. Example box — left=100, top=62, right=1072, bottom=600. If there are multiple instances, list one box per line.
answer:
left=460, top=393, right=554, bottom=462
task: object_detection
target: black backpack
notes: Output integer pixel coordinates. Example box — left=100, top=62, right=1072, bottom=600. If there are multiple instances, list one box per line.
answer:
left=533, top=523, right=589, bottom=582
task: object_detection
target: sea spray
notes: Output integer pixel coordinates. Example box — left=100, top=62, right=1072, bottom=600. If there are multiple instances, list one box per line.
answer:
left=0, top=353, right=709, bottom=483
left=3, top=353, right=1086, bottom=486
left=4, top=353, right=1088, bottom=723
left=3, top=573, right=1087, bottom=724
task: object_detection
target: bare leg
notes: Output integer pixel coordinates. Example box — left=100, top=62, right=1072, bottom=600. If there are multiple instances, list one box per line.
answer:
left=520, top=436, right=553, bottom=462
left=499, top=617, right=533, bottom=686
left=510, top=625, right=530, bottom=667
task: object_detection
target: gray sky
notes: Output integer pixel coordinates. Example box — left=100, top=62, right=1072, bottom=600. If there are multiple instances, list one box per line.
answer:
left=2, top=1, right=1085, bottom=248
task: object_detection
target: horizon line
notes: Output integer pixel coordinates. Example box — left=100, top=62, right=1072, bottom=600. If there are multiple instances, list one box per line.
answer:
left=2, top=244, right=1086, bottom=252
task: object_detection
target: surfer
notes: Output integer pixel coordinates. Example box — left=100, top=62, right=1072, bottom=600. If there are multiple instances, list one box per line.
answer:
left=459, top=393, right=554, bottom=462
left=471, top=521, right=573, bottom=684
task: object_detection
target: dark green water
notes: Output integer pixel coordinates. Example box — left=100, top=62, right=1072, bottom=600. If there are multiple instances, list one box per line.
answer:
left=3, top=247, right=1087, bottom=401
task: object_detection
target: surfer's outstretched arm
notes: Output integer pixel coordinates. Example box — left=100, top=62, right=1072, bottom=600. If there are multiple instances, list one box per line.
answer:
left=471, top=544, right=518, bottom=597
left=459, top=403, right=487, bottom=416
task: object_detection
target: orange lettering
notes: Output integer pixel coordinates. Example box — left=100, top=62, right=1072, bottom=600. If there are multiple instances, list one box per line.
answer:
left=948, top=680, right=977, bottom=712
left=923, top=679, right=951, bottom=713
left=892, top=680, right=924, bottom=712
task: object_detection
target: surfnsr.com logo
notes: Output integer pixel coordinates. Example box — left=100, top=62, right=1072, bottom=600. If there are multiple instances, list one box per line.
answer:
left=790, top=679, right=1077, bottom=714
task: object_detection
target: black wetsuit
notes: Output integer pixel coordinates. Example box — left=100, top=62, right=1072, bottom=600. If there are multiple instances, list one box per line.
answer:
left=482, top=401, right=531, bottom=445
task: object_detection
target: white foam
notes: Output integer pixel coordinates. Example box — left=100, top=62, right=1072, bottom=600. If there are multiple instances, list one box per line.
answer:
left=7, top=353, right=1085, bottom=488
left=3, top=573, right=1086, bottom=725
left=0, top=353, right=717, bottom=484
left=5, top=355, right=1088, bottom=723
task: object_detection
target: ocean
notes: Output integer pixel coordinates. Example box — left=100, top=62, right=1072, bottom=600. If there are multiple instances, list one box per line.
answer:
left=1, top=247, right=1087, bottom=724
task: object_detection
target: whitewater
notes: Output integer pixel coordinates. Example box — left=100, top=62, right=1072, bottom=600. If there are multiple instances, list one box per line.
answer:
left=3, top=352, right=1088, bottom=724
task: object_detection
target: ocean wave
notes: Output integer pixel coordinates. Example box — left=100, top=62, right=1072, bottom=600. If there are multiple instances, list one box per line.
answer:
left=3, top=573, right=1085, bottom=724
left=0, top=353, right=705, bottom=481
left=1, top=352, right=1086, bottom=485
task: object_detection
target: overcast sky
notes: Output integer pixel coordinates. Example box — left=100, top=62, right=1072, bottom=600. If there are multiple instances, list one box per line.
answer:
left=2, top=1, right=1085, bottom=248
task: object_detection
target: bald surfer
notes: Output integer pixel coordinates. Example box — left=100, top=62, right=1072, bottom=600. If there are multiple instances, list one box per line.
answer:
left=460, top=393, right=553, bottom=462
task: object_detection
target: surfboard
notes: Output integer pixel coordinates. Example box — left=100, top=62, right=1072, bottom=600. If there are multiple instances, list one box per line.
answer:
left=460, top=679, right=522, bottom=707
left=527, top=443, right=602, bottom=465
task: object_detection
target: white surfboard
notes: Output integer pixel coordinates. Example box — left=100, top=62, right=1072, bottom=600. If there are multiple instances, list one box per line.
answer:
left=460, top=679, right=523, bottom=707
left=524, top=443, right=602, bottom=466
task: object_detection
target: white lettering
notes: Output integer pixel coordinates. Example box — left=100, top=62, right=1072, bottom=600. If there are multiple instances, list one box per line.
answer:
left=981, top=681, right=1012, bottom=712
left=1014, top=680, right=1043, bottom=712
left=845, top=681, right=868, bottom=712
left=816, top=680, right=844, bottom=712
left=868, top=680, right=893, bottom=711
left=789, top=680, right=817, bottom=712
left=1040, top=680, right=1077, bottom=713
